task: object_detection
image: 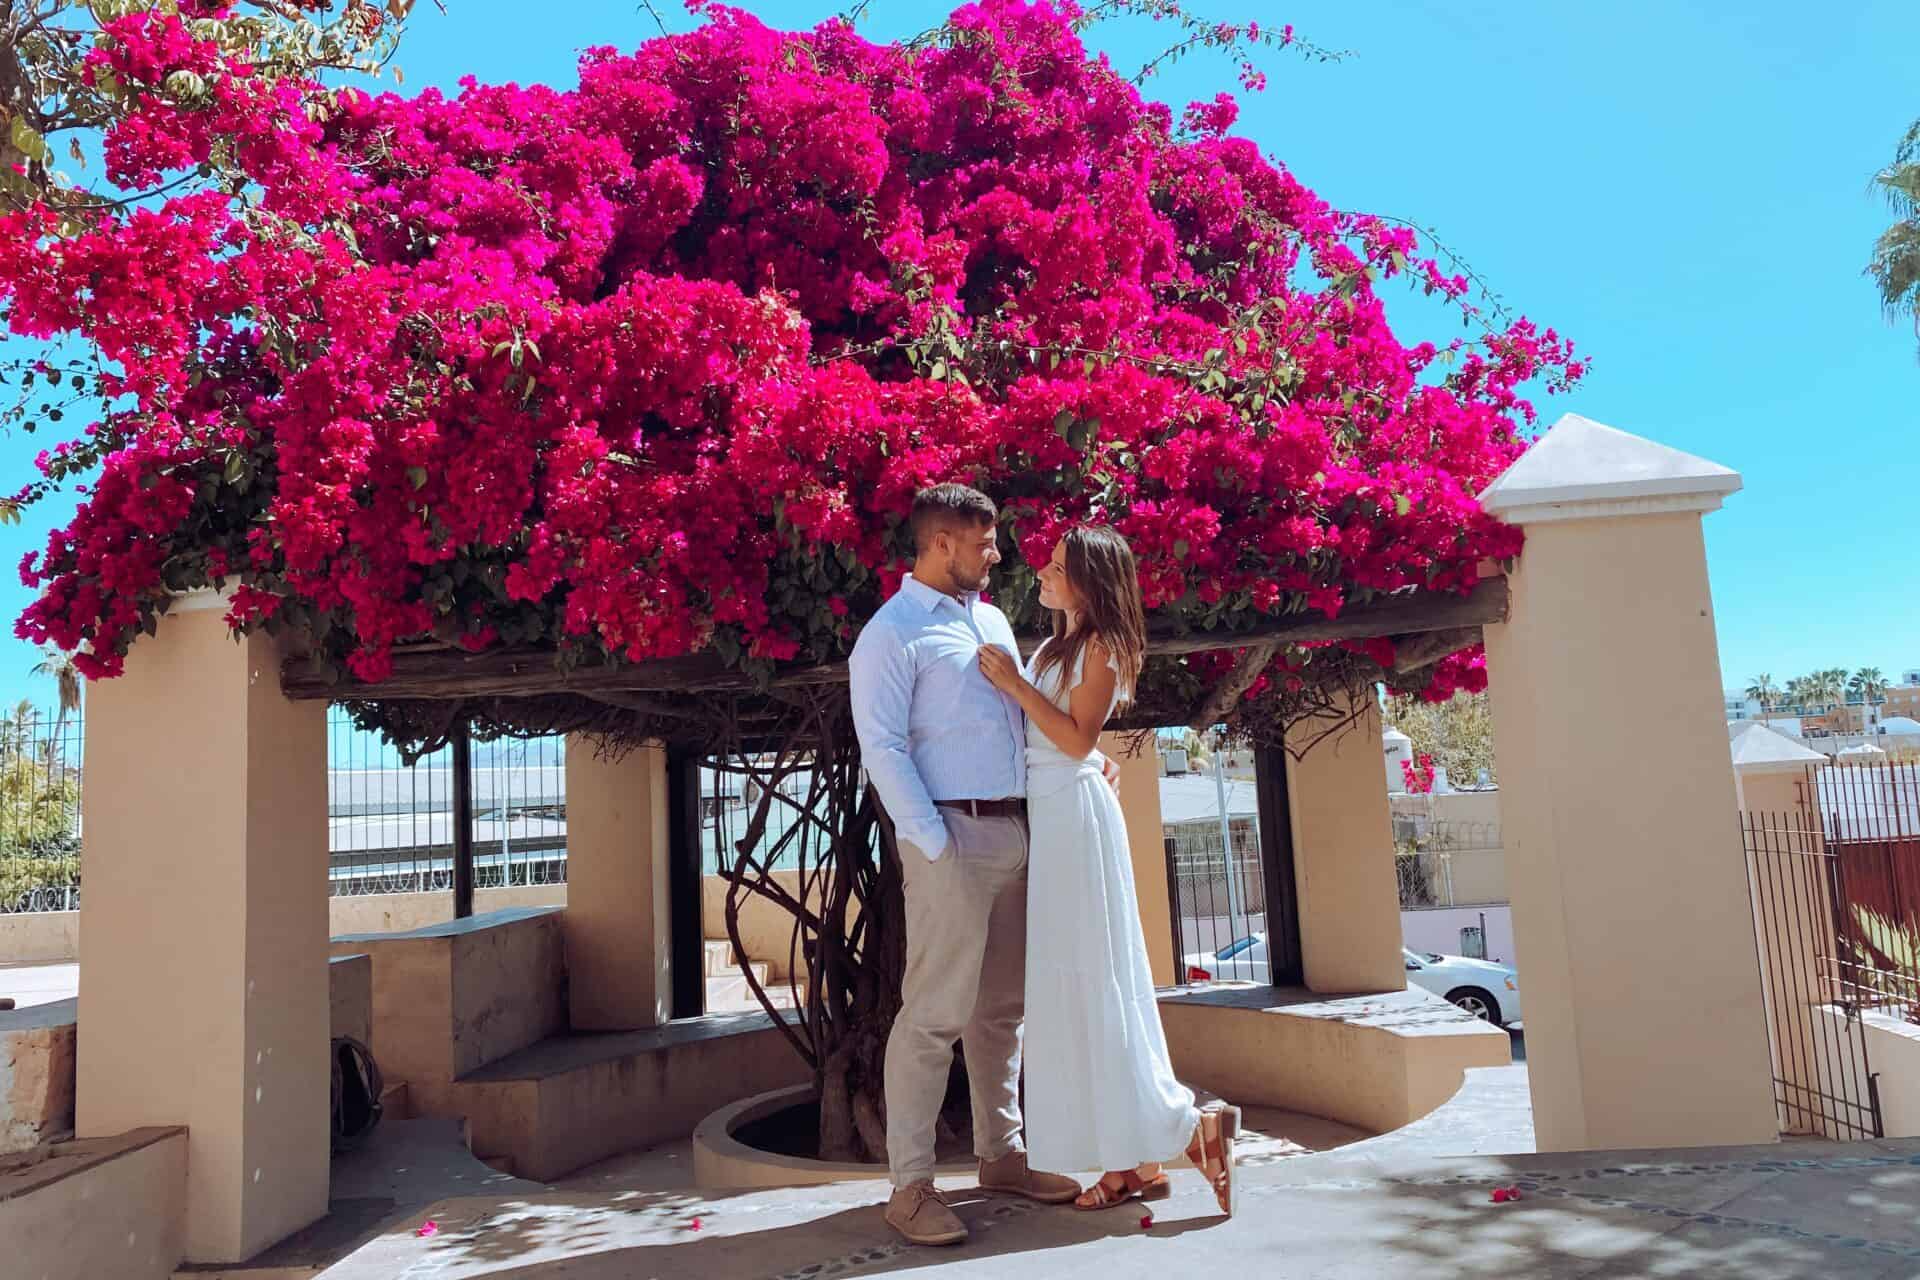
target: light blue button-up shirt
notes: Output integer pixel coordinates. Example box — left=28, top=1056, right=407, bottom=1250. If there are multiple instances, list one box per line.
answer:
left=849, top=576, right=1026, bottom=860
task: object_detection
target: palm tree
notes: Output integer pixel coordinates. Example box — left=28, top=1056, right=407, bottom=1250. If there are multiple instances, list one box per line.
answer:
left=1852, top=667, right=1890, bottom=732
left=1801, top=669, right=1850, bottom=732
left=1870, top=120, right=1920, bottom=357
left=29, top=648, right=81, bottom=738
left=1746, top=674, right=1780, bottom=721
left=0, top=699, right=32, bottom=759
left=1785, top=675, right=1814, bottom=712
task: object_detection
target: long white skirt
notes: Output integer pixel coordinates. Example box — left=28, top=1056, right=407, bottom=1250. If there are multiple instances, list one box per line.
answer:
left=1023, top=762, right=1199, bottom=1174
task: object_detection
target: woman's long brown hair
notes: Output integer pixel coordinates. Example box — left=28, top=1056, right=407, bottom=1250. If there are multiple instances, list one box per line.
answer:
left=1030, top=525, right=1147, bottom=711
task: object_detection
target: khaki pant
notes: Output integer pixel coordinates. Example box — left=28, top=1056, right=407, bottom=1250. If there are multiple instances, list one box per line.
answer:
left=885, top=809, right=1029, bottom=1188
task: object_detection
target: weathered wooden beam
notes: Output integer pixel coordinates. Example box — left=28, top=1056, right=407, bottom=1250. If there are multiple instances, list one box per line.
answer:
left=1187, top=641, right=1279, bottom=733
left=1389, top=626, right=1483, bottom=675
left=282, top=576, right=1508, bottom=703
left=1137, top=577, right=1504, bottom=661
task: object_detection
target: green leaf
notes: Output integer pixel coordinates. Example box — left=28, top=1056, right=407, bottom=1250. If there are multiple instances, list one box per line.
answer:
left=406, top=466, right=428, bottom=490
left=1393, top=493, right=1411, bottom=517
left=1172, top=538, right=1189, bottom=560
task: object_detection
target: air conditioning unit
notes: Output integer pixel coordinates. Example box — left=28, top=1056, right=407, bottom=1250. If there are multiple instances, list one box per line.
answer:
left=1164, top=748, right=1189, bottom=775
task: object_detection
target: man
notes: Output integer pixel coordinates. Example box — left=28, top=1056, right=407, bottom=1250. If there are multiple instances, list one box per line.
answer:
left=849, top=484, right=1087, bottom=1247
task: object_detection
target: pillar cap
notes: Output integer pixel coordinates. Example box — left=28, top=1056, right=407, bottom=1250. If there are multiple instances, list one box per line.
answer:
left=1478, top=413, right=1742, bottom=525
left=1729, top=720, right=1827, bottom=775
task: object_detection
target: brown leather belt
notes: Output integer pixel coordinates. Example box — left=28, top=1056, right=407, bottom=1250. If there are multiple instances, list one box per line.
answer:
left=935, top=798, right=1027, bottom=820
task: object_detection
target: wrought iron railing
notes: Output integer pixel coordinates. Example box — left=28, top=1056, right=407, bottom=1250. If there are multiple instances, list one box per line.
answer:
left=0, top=704, right=82, bottom=914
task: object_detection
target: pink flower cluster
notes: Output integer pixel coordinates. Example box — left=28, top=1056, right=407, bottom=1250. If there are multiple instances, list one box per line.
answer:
left=1, top=1, right=1580, bottom=695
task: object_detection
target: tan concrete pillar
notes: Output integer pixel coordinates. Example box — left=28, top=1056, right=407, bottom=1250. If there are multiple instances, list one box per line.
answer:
left=1105, top=732, right=1175, bottom=985
left=564, top=739, right=671, bottom=1029
left=1283, top=701, right=1406, bottom=994
left=77, top=592, right=328, bottom=1263
left=1480, top=413, right=1777, bottom=1151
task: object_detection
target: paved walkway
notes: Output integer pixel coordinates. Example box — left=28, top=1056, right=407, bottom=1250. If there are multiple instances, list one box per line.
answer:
left=0, top=961, right=77, bottom=1008
left=317, top=1067, right=1920, bottom=1279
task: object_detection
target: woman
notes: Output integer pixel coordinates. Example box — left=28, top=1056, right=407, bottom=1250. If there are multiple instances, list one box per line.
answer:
left=977, top=525, right=1239, bottom=1215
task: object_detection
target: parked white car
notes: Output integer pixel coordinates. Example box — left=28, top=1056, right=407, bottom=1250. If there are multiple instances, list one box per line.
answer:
left=1181, top=936, right=1522, bottom=1027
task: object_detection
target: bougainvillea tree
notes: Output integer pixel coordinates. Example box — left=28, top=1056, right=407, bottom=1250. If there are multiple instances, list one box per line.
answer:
left=0, top=0, right=1582, bottom=1159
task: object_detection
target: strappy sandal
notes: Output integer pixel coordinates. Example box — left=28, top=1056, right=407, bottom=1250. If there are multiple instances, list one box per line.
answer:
left=1185, top=1103, right=1241, bottom=1217
left=1073, top=1168, right=1172, bottom=1211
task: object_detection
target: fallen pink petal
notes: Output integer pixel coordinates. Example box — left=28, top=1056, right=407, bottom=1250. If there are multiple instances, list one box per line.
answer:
left=415, top=1220, right=439, bottom=1238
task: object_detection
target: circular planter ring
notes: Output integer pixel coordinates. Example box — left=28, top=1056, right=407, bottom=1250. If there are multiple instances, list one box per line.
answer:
left=692, top=1083, right=977, bottom=1189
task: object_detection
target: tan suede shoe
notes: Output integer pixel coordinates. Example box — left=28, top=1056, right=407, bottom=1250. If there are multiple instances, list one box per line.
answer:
left=978, top=1150, right=1082, bottom=1205
left=884, top=1180, right=967, bottom=1246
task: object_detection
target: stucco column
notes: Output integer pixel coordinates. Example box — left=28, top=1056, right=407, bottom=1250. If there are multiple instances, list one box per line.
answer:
left=1283, top=701, right=1406, bottom=994
left=1479, top=413, right=1777, bottom=1151
left=77, top=593, right=329, bottom=1263
left=564, top=739, right=671, bottom=1029
left=1105, top=731, right=1175, bottom=985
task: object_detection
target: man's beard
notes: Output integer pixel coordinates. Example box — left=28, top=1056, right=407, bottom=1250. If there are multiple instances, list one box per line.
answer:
left=949, top=563, right=991, bottom=594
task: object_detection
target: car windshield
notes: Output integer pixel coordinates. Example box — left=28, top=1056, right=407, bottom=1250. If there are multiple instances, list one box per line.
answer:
left=1214, top=936, right=1260, bottom=960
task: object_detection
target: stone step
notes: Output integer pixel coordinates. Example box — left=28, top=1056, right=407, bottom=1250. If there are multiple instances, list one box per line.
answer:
left=704, top=966, right=797, bottom=1014
left=448, top=1014, right=811, bottom=1182
left=704, top=938, right=738, bottom=975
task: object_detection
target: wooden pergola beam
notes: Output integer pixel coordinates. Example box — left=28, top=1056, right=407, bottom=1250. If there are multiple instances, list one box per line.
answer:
left=281, top=575, right=1507, bottom=704
left=1389, top=626, right=1484, bottom=675
left=1187, top=641, right=1279, bottom=733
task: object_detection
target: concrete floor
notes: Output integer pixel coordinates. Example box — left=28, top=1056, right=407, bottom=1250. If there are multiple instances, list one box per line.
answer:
left=312, top=1064, right=1920, bottom=1280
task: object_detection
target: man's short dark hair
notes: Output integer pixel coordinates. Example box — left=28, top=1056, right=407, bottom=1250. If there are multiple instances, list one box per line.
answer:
left=910, top=484, right=997, bottom=553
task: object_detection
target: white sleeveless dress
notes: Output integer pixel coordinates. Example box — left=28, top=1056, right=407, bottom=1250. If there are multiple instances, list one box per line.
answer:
left=1022, top=642, right=1200, bottom=1174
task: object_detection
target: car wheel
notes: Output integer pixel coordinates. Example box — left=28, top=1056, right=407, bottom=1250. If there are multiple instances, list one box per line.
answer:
left=1447, top=987, right=1501, bottom=1024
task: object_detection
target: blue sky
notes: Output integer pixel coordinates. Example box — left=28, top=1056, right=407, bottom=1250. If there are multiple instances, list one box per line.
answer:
left=1, top=0, right=1915, bottom=711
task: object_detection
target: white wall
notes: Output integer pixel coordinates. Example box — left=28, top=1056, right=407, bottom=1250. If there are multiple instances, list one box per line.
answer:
left=1401, top=904, right=1516, bottom=967
left=1862, top=1012, right=1920, bottom=1138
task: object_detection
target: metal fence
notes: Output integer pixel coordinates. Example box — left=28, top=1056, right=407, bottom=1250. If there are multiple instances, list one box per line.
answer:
left=327, top=708, right=569, bottom=897
left=1393, top=819, right=1504, bottom=908
left=1740, top=759, right=1920, bottom=1142
left=1167, top=815, right=1268, bottom=980
left=0, top=705, right=83, bottom=914
left=1744, top=805, right=1883, bottom=1140
left=1818, top=760, right=1920, bottom=1024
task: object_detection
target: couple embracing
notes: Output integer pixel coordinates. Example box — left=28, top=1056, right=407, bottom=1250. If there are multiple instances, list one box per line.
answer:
left=849, top=483, right=1240, bottom=1248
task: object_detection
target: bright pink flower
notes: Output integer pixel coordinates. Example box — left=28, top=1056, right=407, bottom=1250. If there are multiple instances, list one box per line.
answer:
left=2, top=1, right=1577, bottom=703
